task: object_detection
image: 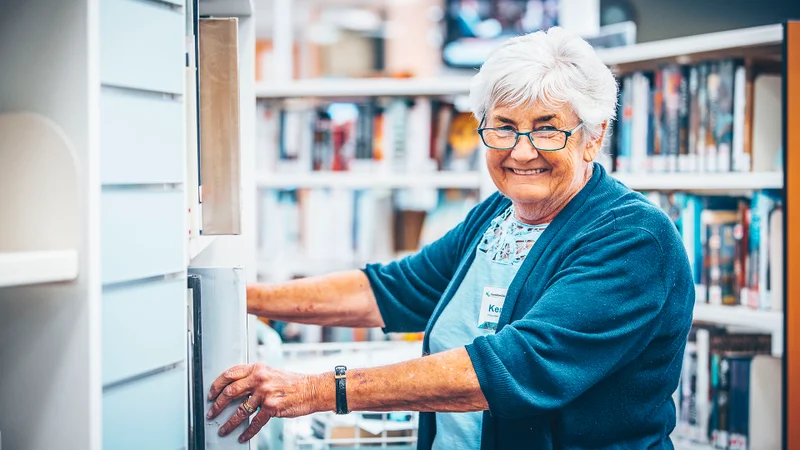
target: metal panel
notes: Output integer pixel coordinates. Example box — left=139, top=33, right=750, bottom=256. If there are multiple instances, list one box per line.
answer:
left=100, top=0, right=184, bottom=94
left=188, top=266, right=249, bottom=449
left=103, top=368, right=187, bottom=450
left=102, top=278, right=186, bottom=385
left=100, top=88, right=184, bottom=184
left=101, top=190, right=184, bottom=284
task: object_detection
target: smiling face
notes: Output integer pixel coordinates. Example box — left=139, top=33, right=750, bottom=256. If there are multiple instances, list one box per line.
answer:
left=484, top=103, right=605, bottom=224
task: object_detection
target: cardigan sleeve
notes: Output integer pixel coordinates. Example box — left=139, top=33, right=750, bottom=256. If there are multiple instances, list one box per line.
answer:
left=360, top=192, right=510, bottom=334
left=465, top=226, right=669, bottom=418
left=361, top=218, right=466, bottom=334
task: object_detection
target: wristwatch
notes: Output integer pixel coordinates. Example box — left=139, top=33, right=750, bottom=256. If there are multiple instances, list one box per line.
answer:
left=334, top=365, right=348, bottom=414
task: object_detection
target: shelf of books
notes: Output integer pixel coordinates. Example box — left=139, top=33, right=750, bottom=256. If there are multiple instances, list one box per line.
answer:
left=255, top=92, right=486, bottom=289
left=693, top=304, right=783, bottom=337
left=614, top=172, right=783, bottom=192
left=255, top=25, right=782, bottom=102
left=597, top=24, right=782, bottom=71
left=610, top=23, right=791, bottom=450
left=254, top=22, right=799, bottom=448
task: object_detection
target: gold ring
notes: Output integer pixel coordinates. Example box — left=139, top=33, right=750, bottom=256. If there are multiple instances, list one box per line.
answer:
left=242, top=398, right=256, bottom=415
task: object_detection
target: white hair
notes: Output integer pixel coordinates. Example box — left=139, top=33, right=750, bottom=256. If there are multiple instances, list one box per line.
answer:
left=469, top=26, right=618, bottom=143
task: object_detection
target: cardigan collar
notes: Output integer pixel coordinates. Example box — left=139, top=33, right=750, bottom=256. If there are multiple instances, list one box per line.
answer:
left=495, top=162, right=609, bottom=329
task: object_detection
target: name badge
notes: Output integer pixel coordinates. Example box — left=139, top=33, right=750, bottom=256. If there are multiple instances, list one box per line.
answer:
left=478, top=286, right=507, bottom=331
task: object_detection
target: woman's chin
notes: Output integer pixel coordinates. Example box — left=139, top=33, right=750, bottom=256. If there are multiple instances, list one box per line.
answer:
left=504, top=185, right=550, bottom=205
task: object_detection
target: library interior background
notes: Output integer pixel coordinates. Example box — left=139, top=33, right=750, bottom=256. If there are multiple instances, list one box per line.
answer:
left=2, top=0, right=800, bottom=449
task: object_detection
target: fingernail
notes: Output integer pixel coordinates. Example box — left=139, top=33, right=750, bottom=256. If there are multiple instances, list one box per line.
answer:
left=206, top=412, right=212, bottom=419
left=218, top=428, right=226, bottom=436
left=239, top=436, right=246, bottom=443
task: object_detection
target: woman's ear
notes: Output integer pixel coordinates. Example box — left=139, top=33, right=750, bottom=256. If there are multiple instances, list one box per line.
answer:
left=582, top=121, right=608, bottom=162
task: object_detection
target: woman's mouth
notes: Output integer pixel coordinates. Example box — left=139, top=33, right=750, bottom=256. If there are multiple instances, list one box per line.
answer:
left=508, top=168, right=549, bottom=175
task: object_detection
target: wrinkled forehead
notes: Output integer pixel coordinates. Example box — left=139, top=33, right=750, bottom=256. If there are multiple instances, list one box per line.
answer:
left=486, top=100, right=579, bottom=125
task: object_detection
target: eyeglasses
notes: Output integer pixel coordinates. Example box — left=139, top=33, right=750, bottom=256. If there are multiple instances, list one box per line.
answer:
left=477, top=122, right=584, bottom=151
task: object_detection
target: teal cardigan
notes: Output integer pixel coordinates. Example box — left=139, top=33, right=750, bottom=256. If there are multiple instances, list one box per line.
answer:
left=363, top=163, right=695, bottom=449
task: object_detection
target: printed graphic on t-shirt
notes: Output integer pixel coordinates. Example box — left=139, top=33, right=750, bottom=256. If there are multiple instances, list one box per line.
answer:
left=477, top=207, right=547, bottom=266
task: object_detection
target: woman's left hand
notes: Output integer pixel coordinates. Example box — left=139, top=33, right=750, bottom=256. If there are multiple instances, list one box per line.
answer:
left=206, top=363, right=321, bottom=442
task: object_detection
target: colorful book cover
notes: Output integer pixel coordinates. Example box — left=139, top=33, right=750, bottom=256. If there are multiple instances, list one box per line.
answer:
left=714, top=60, right=737, bottom=172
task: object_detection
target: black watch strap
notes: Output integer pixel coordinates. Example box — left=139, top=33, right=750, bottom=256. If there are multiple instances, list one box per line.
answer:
left=334, top=365, right=348, bottom=414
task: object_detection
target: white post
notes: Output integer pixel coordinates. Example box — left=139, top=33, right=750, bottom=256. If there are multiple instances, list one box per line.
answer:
left=558, top=0, right=600, bottom=37
left=272, top=0, right=293, bottom=82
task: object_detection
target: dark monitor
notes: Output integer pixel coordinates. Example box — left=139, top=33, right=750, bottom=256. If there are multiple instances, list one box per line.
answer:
left=442, top=0, right=560, bottom=69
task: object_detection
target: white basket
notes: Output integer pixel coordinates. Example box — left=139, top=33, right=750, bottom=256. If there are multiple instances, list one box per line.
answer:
left=261, top=340, right=424, bottom=450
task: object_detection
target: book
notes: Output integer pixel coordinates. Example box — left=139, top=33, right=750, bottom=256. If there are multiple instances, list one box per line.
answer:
left=610, top=59, right=782, bottom=175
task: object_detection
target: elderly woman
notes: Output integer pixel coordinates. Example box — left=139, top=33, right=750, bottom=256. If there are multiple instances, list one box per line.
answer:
left=207, top=27, right=694, bottom=449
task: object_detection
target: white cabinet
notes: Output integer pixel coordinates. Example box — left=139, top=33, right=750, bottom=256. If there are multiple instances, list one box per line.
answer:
left=0, top=0, right=255, bottom=449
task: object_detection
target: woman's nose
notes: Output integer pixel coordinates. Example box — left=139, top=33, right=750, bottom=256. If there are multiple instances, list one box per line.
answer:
left=510, top=134, right=540, bottom=161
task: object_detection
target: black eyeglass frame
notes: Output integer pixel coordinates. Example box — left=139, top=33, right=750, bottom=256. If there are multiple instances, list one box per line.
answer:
left=477, top=121, right=585, bottom=152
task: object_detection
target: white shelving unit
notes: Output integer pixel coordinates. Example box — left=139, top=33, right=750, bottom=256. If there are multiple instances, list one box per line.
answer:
left=614, top=171, right=784, bottom=192
left=190, top=0, right=259, bottom=278
left=672, top=438, right=713, bottom=450
left=1, top=1, right=258, bottom=449
left=199, top=0, right=253, bottom=16
left=693, top=304, right=784, bottom=356
left=258, top=251, right=413, bottom=280
left=251, top=18, right=791, bottom=450
left=0, top=3, right=97, bottom=449
left=0, top=251, right=79, bottom=288
left=256, top=76, right=473, bottom=99
left=255, top=24, right=783, bottom=100
left=188, top=235, right=219, bottom=260
left=596, top=23, right=783, bottom=68
left=693, top=304, right=783, bottom=333
left=256, top=171, right=481, bottom=190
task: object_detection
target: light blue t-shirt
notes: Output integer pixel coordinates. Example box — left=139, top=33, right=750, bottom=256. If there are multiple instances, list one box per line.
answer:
left=429, top=206, right=548, bottom=450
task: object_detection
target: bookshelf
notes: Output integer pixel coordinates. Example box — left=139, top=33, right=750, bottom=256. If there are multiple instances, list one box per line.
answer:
left=0, top=1, right=256, bottom=449
left=188, top=235, right=218, bottom=260
left=0, top=111, right=81, bottom=290
left=597, top=24, right=783, bottom=70
left=600, top=23, right=790, bottom=450
left=693, top=304, right=783, bottom=335
left=198, top=0, right=253, bottom=16
left=613, top=171, right=783, bottom=192
left=0, top=251, right=79, bottom=288
left=256, top=172, right=481, bottom=190
left=255, top=25, right=783, bottom=101
left=258, top=251, right=413, bottom=280
left=257, top=171, right=782, bottom=192
left=0, top=2, right=96, bottom=448
left=693, top=304, right=784, bottom=357
left=256, top=76, right=473, bottom=99
left=673, top=438, right=719, bottom=450
left=251, top=20, right=799, bottom=450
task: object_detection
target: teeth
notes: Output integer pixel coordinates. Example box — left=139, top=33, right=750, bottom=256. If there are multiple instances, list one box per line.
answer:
left=511, top=168, right=547, bottom=175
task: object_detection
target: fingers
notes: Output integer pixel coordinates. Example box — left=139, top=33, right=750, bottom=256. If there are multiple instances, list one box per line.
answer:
left=218, top=396, right=260, bottom=437
left=209, top=364, right=253, bottom=401
left=238, top=408, right=272, bottom=443
left=207, top=378, right=252, bottom=420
